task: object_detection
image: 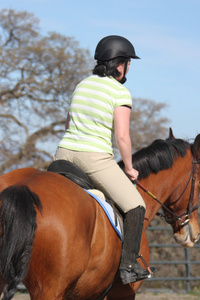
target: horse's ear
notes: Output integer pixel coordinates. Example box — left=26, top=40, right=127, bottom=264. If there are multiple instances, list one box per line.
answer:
left=167, top=128, right=175, bottom=140
left=192, top=134, right=200, bottom=160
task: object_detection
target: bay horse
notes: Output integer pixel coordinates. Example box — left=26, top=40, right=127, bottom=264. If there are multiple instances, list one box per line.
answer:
left=0, top=128, right=199, bottom=300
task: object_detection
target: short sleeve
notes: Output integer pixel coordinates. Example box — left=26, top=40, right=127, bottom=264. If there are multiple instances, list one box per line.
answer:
left=114, top=87, right=132, bottom=109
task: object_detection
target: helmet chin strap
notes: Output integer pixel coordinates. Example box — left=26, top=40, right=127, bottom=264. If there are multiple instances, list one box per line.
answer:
left=120, top=76, right=127, bottom=84
left=120, top=60, right=128, bottom=84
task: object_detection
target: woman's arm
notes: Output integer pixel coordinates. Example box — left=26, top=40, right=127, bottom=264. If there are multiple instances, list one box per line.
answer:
left=114, top=106, right=139, bottom=181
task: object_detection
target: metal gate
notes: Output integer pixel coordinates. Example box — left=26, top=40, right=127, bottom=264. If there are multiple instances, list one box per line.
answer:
left=146, top=225, right=200, bottom=292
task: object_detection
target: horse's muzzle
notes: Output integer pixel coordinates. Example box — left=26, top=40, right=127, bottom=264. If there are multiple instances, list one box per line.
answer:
left=173, top=223, right=199, bottom=248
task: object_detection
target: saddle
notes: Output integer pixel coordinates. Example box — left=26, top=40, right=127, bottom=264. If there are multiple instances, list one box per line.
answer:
left=47, top=159, right=123, bottom=232
left=47, top=160, right=108, bottom=201
left=47, top=159, right=93, bottom=190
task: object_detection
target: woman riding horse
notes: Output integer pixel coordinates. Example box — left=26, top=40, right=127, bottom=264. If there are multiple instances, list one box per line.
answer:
left=0, top=130, right=200, bottom=300
left=54, top=35, right=155, bottom=284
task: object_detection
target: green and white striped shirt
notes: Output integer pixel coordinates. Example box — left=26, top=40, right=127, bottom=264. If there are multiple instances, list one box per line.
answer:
left=59, top=75, right=132, bottom=154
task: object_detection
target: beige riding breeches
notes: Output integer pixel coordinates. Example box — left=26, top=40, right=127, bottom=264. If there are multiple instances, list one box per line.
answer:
left=54, top=148, right=145, bottom=213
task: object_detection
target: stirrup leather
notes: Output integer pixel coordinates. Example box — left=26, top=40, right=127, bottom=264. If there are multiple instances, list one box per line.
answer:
left=137, top=254, right=154, bottom=277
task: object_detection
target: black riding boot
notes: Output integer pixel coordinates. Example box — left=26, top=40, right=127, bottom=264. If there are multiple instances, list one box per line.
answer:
left=119, top=206, right=155, bottom=285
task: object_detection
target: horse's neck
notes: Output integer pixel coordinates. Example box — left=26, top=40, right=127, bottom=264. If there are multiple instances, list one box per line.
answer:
left=140, top=168, right=179, bottom=227
left=141, top=151, right=192, bottom=228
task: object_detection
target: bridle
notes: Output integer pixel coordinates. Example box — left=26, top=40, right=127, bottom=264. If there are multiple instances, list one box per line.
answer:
left=135, top=158, right=200, bottom=227
left=161, top=158, right=200, bottom=226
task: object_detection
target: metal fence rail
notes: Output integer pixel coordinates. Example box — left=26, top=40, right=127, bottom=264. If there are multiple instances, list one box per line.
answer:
left=147, top=226, right=200, bottom=292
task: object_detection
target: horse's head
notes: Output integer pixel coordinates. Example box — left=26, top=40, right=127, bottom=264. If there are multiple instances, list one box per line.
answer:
left=164, top=131, right=200, bottom=248
left=119, top=128, right=200, bottom=248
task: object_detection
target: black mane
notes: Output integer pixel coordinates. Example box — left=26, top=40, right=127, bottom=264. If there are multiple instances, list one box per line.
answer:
left=118, top=138, right=190, bottom=179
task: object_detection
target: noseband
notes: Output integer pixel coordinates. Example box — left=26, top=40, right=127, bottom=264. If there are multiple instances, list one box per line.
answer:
left=158, top=158, right=200, bottom=226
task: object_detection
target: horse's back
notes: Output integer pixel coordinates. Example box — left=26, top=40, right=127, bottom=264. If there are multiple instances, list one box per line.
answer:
left=0, top=168, right=40, bottom=190
left=1, top=168, right=121, bottom=299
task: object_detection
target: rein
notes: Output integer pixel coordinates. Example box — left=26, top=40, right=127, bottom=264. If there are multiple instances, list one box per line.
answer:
left=134, top=158, right=200, bottom=227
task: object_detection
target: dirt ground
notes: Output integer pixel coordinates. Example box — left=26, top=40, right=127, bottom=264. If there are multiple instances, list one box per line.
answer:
left=11, top=292, right=200, bottom=300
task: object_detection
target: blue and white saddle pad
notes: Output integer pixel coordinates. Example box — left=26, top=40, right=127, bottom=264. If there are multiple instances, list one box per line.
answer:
left=85, top=189, right=123, bottom=242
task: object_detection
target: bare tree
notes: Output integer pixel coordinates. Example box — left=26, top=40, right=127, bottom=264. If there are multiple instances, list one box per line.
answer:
left=114, top=98, right=170, bottom=161
left=0, top=9, right=93, bottom=173
left=130, top=98, right=169, bottom=151
left=0, top=9, right=170, bottom=174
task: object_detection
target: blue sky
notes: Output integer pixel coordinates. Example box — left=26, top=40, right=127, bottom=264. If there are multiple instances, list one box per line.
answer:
left=2, top=0, right=200, bottom=141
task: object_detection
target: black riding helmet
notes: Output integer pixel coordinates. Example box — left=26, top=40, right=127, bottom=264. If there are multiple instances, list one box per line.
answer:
left=94, top=35, right=140, bottom=61
left=94, top=35, right=140, bottom=84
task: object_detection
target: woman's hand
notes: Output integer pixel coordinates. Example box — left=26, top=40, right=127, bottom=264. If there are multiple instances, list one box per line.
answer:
left=125, top=167, right=139, bottom=181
